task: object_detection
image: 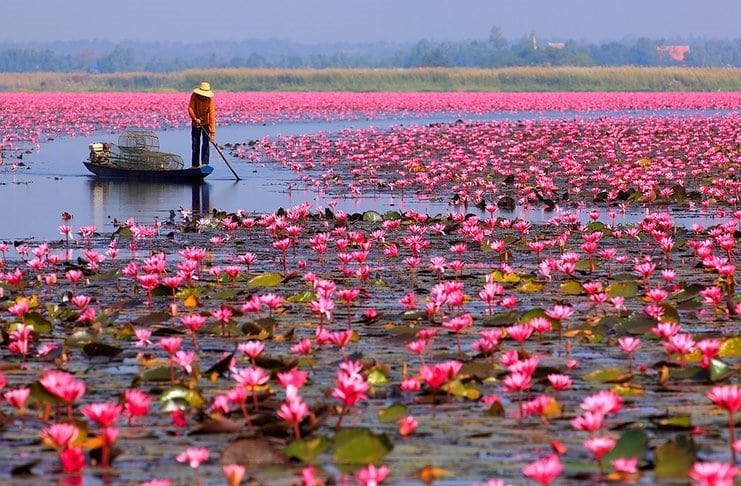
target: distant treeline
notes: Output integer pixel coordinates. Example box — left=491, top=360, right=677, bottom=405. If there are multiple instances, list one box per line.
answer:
left=0, top=29, right=739, bottom=73
left=0, top=67, right=739, bottom=92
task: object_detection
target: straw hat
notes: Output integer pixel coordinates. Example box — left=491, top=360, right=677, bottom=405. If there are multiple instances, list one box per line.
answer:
left=193, top=82, right=214, bottom=98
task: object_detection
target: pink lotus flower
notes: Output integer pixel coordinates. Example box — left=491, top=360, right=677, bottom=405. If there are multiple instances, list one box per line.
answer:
left=176, top=447, right=209, bottom=469
left=522, top=455, right=563, bottom=485
left=60, top=446, right=86, bottom=474
left=580, top=390, right=622, bottom=416
left=82, top=402, right=122, bottom=428
left=689, top=461, right=737, bottom=486
left=355, top=464, right=390, bottom=486
left=41, top=423, right=80, bottom=450
left=399, top=415, right=418, bottom=437
left=707, top=384, right=741, bottom=462
left=123, top=388, right=151, bottom=423
left=3, top=387, right=29, bottom=415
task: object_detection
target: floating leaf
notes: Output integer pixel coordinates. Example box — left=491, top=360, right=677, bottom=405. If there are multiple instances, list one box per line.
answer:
left=402, top=310, right=427, bottom=321
left=604, top=429, right=648, bottom=465
left=284, top=436, right=331, bottom=464
left=247, top=273, right=284, bottom=288
left=137, top=366, right=172, bottom=384
left=660, top=303, right=681, bottom=324
left=377, top=403, right=409, bottom=423
left=490, top=270, right=521, bottom=284
left=212, top=288, right=238, bottom=300
left=332, top=427, right=393, bottom=465
left=655, top=435, right=697, bottom=477
left=362, top=210, right=383, bottom=222
left=221, top=438, right=288, bottom=467
left=650, top=414, right=693, bottom=431
left=366, top=369, right=389, bottom=387
left=287, top=291, right=316, bottom=303
left=23, top=312, right=53, bottom=335
left=160, top=385, right=205, bottom=408
left=82, top=342, right=122, bottom=359
left=709, top=358, right=731, bottom=382
left=482, top=311, right=518, bottom=327
left=64, top=330, right=98, bottom=347
left=611, top=383, right=645, bottom=397
left=719, top=336, right=741, bottom=358
left=584, top=368, right=633, bottom=384
left=242, top=317, right=276, bottom=337
left=606, top=282, right=639, bottom=298
left=183, top=293, right=200, bottom=308
left=560, top=280, right=584, bottom=295
left=518, top=279, right=546, bottom=292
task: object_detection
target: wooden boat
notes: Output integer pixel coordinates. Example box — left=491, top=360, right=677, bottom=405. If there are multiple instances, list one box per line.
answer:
left=84, top=130, right=214, bottom=181
left=83, top=160, right=214, bottom=181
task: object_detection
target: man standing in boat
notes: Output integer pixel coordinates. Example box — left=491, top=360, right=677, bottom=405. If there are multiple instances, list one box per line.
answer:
left=188, top=82, right=216, bottom=167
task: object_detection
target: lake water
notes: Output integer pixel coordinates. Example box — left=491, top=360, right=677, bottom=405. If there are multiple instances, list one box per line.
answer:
left=0, top=111, right=732, bottom=241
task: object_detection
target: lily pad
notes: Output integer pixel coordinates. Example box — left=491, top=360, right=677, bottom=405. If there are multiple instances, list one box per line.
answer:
left=560, top=280, right=584, bottom=295
left=604, top=429, right=648, bottom=465
left=287, top=291, right=316, bottom=303
left=606, top=282, right=639, bottom=298
left=377, top=403, right=409, bottom=423
left=332, top=427, right=393, bottom=465
left=709, top=358, right=732, bottom=382
left=584, top=368, right=633, bottom=384
left=362, top=210, right=383, bottom=222
left=719, top=336, right=741, bottom=358
left=285, top=436, right=331, bottom=463
left=654, top=435, right=697, bottom=478
left=247, top=273, right=284, bottom=288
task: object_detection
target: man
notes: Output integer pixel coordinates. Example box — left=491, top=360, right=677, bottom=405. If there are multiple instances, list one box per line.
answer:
left=188, top=82, right=216, bottom=167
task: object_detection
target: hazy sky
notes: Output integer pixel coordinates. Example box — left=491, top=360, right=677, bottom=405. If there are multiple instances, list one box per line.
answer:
left=3, top=0, right=738, bottom=44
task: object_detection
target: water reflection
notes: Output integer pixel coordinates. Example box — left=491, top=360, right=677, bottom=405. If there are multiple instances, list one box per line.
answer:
left=86, top=179, right=212, bottom=225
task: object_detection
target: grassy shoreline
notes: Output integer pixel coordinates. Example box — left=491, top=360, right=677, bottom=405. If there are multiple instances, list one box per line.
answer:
left=0, top=67, right=739, bottom=92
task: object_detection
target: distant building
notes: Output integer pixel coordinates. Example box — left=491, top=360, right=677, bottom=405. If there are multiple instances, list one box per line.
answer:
left=547, top=42, right=566, bottom=49
left=656, top=45, right=690, bottom=61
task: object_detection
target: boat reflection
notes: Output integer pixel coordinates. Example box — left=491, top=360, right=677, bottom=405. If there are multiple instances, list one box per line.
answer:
left=86, top=179, right=212, bottom=226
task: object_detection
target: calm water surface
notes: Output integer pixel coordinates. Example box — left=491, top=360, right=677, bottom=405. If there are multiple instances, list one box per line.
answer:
left=0, top=111, right=730, bottom=241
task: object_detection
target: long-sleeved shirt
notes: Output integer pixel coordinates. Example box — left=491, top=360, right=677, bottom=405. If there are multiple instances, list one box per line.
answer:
left=188, top=94, right=216, bottom=135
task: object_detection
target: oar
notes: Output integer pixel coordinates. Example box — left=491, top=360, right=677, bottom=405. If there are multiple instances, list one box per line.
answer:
left=202, top=127, right=241, bottom=181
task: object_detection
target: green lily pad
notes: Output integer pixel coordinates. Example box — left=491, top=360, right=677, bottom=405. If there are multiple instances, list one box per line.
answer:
left=367, top=369, right=389, bottom=387
left=212, top=288, right=238, bottom=300
left=584, top=368, right=633, bottom=384
left=604, top=429, right=648, bottom=465
left=24, top=312, right=53, bottom=335
left=606, top=282, right=639, bottom=298
left=287, top=291, right=316, bottom=303
left=160, top=385, right=205, bottom=408
left=649, top=415, right=693, bottom=431
left=719, top=336, right=741, bottom=358
left=654, top=435, right=697, bottom=478
left=490, top=270, right=521, bottom=284
left=284, top=436, right=331, bottom=464
left=362, top=210, right=383, bottom=222
left=560, top=280, right=584, bottom=295
left=137, top=365, right=173, bottom=384
left=709, top=358, right=732, bottom=382
left=482, top=311, right=518, bottom=327
left=247, top=273, right=284, bottom=288
left=660, top=303, right=681, bottom=324
left=332, top=427, right=393, bottom=465
left=377, top=403, right=409, bottom=423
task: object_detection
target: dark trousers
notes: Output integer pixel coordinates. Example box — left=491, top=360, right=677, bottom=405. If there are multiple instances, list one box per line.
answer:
left=191, top=126, right=210, bottom=167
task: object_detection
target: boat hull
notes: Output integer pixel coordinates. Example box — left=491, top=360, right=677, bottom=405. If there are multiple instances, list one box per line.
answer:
left=83, top=162, right=214, bottom=181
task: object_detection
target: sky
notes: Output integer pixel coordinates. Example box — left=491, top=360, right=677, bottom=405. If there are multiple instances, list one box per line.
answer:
left=2, top=0, right=739, bottom=44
